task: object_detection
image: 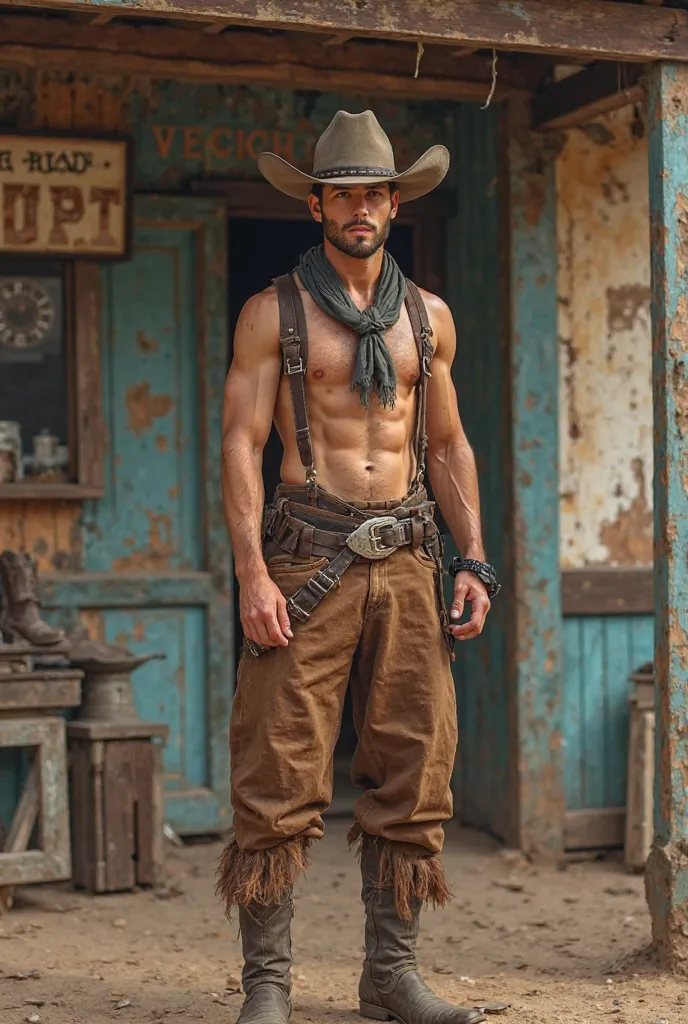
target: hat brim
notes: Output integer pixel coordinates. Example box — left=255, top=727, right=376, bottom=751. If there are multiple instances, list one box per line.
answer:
left=257, top=145, right=450, bottom=203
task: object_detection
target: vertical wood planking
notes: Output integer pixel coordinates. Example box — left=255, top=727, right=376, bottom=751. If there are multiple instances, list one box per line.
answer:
left=581, top=618, right=605, bottom=808
left=646, top=61, right=688, bottom=971
left=563, top=613, right=654, bottom=815
left=605, top=616, right=634, bottom=808
left=103, top=742, right=136, bottom=891
left=563, top=618, right=583, bottom=810
left=134, top=742, right=155, bottom=886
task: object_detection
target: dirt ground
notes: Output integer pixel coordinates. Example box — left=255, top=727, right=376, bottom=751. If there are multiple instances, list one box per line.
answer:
left=0, top=819, right=686, bottom=1024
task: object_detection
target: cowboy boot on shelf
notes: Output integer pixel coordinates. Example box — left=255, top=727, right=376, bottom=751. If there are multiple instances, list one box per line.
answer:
left=0, top=550, right=66, bottom=647
left=358, top=835, right=486, bottom=1024
left=236, top=897, right=294, bottom=1024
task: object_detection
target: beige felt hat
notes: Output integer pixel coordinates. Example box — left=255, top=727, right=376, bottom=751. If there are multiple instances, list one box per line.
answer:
left=258, top=109, right=450, bottom=204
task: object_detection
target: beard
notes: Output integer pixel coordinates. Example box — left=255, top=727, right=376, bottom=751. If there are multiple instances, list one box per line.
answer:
left=322, top=213, right=392, bottom=259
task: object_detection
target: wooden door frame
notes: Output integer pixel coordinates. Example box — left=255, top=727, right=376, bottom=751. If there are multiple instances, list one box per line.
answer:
left=190, top=179, right=453, bottom=296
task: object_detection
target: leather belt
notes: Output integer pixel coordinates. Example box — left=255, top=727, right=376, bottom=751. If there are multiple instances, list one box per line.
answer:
left=246, top=504, right=441, bottom=654
left=286, top=513, right=438, bottom=625
left=267, top=507, right=432, bottom=561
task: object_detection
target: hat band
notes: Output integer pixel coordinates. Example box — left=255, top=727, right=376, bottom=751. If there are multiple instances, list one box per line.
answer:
left=313, top=166, right=397, bottom=180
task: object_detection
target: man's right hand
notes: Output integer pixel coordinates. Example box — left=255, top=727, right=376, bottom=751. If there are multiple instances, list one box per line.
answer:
left=240, top=571, right=293, bottom=647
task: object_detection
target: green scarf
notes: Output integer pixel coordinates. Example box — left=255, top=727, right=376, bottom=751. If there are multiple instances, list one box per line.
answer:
left=297, top=244, right=407, bottom=409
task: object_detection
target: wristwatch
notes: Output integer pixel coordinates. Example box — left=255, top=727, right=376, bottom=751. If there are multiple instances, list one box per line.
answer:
left=449, top=557, right=501, bottom=599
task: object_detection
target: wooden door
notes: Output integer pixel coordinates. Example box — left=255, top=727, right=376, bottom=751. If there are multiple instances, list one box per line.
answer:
left=83, top=196, right=232, bottom=834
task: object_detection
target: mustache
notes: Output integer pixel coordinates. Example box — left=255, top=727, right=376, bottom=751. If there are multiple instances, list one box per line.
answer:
left=343, top=219, right=377, bottom=231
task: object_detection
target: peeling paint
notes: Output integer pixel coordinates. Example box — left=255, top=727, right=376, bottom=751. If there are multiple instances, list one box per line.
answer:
left=558, top=106, right=652, bottom=567
left=599, top=457, right=653, bottom=564
left=125, top=382, right=174, bottom=438
left=137, top=330, right=159, bottom=353
left=111, top=509, right=175, bottom=571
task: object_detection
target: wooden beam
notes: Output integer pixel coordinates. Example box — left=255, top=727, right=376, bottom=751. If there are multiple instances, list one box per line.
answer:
left=533, top=61, right=645, bottom=132
left=0, top=44, right=522, bottom=101
left=203, top=21, right=227, bottom=34
left=0, top=16, right=539, bottom=101
left=323, top=32, right=355, bottom=46
left=4, top=0, right=688, bottom=62
left=564, top=808, right=625, bottom=850
left=90, top=10, right=115, bottom=24
left=0, top=15, right=539, bottom=92
left=561, top=567, right=653, bottom=616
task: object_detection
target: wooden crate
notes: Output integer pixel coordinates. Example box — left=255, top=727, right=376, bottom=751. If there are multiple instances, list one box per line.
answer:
left=0, top=717, right=71, bottom=889
left=68, top=720, right=168, bottom=893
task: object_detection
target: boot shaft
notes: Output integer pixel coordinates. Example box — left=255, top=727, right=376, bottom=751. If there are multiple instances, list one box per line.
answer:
left=239, top=898, right=294, bottom=996
left=0, top=550, right=39, bottom=606
left=0, top=550, right=65, bottom=646
left=360, top=836, right=419, bottom=987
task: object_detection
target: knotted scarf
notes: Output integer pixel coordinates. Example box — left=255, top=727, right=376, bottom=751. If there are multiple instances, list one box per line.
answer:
left=297, top=244, right=407, bottom=409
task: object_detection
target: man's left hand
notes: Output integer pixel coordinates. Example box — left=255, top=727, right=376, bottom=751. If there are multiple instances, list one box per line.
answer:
left=450, top=570, right=491, bottom=640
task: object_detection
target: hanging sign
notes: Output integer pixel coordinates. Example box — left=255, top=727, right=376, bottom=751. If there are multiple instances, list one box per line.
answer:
left=0, top=134, right=131, bottom=259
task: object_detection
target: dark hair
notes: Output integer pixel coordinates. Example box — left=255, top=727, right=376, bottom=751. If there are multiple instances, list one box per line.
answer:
left=310, top=181, right=398, bottom=201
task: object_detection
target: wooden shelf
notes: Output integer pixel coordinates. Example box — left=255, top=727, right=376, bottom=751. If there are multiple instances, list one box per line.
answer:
left=0, top=483, right=104, bottom=501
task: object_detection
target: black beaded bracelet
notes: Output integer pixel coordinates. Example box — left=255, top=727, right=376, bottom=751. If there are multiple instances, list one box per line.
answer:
left=449, top=557, right=501, bottom=599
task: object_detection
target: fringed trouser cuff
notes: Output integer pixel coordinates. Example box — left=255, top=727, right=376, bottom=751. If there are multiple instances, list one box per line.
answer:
left=215, top=836, right=312, bottom=916
left=348, top=823, right=452, bottom=921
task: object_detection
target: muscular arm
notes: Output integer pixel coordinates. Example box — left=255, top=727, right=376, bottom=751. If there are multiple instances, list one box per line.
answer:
left=222, top=289, right=292, bottom=647
left=222, top=289, right=279, bottom=579
left=424, top=294, right=490, bottom=639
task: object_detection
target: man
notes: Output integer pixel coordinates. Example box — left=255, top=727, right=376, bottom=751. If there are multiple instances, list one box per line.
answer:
left=219, top=111, right=499, bottom=1024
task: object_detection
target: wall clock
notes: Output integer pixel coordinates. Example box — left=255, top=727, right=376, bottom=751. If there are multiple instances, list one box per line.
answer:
left=0, top=275, right=62, bottom=362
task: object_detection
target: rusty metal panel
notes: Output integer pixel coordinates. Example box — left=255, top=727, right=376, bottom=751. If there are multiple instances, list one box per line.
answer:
left=558, top=107, right=652, bottom=569
left=645, top=61, right=688, bottom=972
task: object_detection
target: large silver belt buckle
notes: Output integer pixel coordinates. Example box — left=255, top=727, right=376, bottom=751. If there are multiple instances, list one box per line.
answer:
left=346, top=516, right=401, bottom=560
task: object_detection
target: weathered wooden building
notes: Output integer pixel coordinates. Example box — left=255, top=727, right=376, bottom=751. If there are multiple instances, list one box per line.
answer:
left=0, top=0, right=686, bottom=972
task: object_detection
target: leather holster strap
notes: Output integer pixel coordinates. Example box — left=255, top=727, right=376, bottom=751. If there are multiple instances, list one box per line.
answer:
left=265, top=502, right=442, bottom=625
left=286, top=545, right=358, bottom=624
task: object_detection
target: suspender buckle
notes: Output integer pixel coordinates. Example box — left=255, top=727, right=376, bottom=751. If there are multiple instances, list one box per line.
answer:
left=308, top=571, right=337, bottom=598
left=286, top=357, right=304, bottom=375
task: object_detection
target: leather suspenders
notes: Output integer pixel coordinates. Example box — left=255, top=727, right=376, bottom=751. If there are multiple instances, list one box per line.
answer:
left=274, top=272, right=316, bottom=495
left=272, top=272, right=435, bottom=495
left=405, top=279, right=434, bottom=490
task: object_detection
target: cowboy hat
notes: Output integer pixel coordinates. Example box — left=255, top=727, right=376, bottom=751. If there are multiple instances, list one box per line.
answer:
left=258, top=109, right=449, bottom=204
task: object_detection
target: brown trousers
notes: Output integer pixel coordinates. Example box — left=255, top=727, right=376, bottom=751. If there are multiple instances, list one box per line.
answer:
left=228, top=541, right=457, bottom=859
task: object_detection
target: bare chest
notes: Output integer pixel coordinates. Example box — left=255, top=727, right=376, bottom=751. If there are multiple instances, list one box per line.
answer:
left=298, top=291, right=420, bottom=393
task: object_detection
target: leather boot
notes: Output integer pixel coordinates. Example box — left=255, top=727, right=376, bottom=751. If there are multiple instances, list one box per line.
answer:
left=237, top=897, right=293, bottom=1024
left=0, top=551, right=66, bottom=647
left=358, top=837, right=485, bottom=1024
